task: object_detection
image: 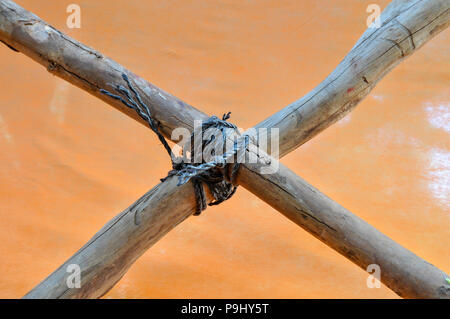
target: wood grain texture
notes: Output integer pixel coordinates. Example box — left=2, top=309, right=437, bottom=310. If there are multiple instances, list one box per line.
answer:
left=240, top=160, right=450, bottom=299
left=1, top=0, right=448, bottom=298
left=256, top=0, right=450, bottom=156
left=24, top=177, right=204, bottom=298
left=0, top=0, right=208, bottom=136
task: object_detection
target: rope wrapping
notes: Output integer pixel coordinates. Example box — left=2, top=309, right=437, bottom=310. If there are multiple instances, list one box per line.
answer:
left=101, top=73, right=248, bottom=215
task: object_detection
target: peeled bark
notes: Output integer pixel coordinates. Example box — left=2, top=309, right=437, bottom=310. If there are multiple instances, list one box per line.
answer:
left=1, top=0, right=448, bottom=298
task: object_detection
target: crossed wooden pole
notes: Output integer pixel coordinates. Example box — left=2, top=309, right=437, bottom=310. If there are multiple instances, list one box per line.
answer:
left=0, top=0, right=449, bottom=299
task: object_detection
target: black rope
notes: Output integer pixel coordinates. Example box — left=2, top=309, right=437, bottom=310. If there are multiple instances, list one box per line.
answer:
left=100, top=73, right=248, bottom=215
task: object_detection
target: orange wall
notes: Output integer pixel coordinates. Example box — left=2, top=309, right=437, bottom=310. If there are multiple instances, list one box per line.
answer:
left=0, top=0, right=448, bottom=298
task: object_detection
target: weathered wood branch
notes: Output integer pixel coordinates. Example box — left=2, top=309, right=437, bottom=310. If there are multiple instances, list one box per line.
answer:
left=0, top=0, right=448, bottom=298
left=258, top=0, right=450, bottom=156
left=240, top=161, right=450, bottom=299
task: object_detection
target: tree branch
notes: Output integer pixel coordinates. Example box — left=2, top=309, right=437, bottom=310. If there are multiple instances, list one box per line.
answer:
left=1, top=0, right=448, bottom=298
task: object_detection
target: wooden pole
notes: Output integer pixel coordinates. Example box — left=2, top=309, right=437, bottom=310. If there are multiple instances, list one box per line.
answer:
left=1, top=0, right=448, bottom=298
left=257, top=0, right=450, bottom=157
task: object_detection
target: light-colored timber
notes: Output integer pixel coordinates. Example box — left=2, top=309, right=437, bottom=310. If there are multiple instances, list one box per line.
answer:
left=0, top=0, right=448, bottom=298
